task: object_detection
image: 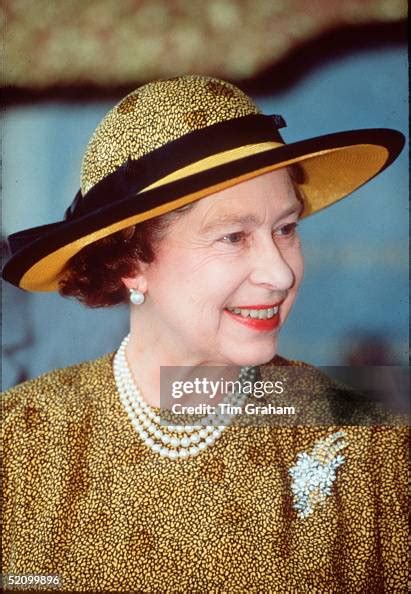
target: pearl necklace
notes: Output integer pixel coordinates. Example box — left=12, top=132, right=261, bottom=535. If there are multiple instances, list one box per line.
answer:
left=113, top=335, right=256, bottom=459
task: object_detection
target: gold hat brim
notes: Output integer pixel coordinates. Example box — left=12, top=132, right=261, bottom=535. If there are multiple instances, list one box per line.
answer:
left=2, top=128, right=404, bottom=292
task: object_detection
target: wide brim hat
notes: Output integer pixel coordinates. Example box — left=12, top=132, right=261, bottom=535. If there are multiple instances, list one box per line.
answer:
left=2, top=75, right=404, bottom=292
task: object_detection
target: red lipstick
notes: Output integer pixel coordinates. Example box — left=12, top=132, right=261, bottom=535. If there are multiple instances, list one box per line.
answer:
left=224, top=302, right=283, bottom=332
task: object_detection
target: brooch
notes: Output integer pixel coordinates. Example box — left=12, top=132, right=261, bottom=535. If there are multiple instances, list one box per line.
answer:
left=289, top=430, right=347, bottom=518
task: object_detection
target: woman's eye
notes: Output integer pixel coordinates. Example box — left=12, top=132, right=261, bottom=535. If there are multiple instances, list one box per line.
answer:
left=274, top=222, right=298, bottom=237
left=220, top=232, right=246, bottom=244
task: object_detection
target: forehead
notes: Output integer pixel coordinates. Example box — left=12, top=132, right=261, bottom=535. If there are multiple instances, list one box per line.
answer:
left=190, top=168, right=301, bottom=224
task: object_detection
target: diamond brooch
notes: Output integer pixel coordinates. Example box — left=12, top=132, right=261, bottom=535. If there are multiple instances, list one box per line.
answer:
left=289, top=430, right=347, bottom=518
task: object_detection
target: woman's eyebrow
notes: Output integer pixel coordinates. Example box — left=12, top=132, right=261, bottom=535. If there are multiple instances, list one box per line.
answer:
left=201, top=203, right=303, bottom=233
left=200, top=214, right=260, bottom=233
left=282, top=202, right=304, bottom=218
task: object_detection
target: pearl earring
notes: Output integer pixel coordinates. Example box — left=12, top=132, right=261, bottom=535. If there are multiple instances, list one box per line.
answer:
left=129, top=288, right=145, bottom=305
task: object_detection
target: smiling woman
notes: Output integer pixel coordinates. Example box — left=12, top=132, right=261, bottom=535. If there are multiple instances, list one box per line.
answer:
left=1, top=75, right=408, bottom=592
left=120, top=169, right=304, bottom=389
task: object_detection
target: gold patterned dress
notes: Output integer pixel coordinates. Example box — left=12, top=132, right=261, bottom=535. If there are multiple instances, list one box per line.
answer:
left=1, top=354, right=408, bottom=593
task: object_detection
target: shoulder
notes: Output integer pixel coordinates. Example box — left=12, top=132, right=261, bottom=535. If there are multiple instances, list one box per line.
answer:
left=258, top=357, right=408, bottom=490
left=257, top=355, right=405, bottom=426
left=1, top=354, right=115, bottom=431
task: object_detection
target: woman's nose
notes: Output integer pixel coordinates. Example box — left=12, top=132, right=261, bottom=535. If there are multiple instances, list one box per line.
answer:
left=248, top=239, right=295, bottom=291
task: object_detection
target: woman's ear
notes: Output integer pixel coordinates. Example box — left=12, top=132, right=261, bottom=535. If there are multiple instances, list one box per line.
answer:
left=121, top=271, right=148, bottom=294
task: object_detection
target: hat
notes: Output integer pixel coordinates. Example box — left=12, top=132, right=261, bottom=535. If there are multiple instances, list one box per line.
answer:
left=2, top=75, right=404, bottom=292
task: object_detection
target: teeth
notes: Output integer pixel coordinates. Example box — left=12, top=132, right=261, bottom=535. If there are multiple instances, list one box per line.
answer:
left=227, top=306, right=279, bottom=319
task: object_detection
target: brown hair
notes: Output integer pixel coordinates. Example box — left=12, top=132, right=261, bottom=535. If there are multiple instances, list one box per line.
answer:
left=59, top=165, right=306, bottom=307
left=58, top=205, right=193, bottom=307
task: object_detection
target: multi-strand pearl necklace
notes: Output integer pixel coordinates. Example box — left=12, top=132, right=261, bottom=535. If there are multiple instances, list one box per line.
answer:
left=113, top=335, right=256, bottom=459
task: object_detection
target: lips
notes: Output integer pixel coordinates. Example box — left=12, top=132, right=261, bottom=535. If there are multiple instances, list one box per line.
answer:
left=224, top=302, right=283, bottom=331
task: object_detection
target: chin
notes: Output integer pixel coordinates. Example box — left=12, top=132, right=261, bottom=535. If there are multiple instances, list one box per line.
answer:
left=226, top=340, right=278, bottom=367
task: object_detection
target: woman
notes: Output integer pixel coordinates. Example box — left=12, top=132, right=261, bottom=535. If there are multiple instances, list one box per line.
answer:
left=1, top=75, right=407, bottom=592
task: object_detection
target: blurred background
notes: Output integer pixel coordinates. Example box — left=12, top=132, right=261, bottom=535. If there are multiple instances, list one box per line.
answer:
left=1, top=0, right=408, bottom=390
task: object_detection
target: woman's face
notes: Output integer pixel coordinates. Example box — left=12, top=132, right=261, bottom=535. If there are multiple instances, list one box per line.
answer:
left=131, top=168, right=304, bottom=367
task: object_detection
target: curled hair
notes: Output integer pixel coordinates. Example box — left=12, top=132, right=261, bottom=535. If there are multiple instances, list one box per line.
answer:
left=59, top=205, right=192, bottom=307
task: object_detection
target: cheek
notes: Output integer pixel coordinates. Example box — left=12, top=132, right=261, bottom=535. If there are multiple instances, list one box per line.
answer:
left=146, top=251, right=242, bottom=315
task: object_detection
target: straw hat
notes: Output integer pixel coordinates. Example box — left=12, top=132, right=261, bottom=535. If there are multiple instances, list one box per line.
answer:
left=2, top=74, right=404, bottom=291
